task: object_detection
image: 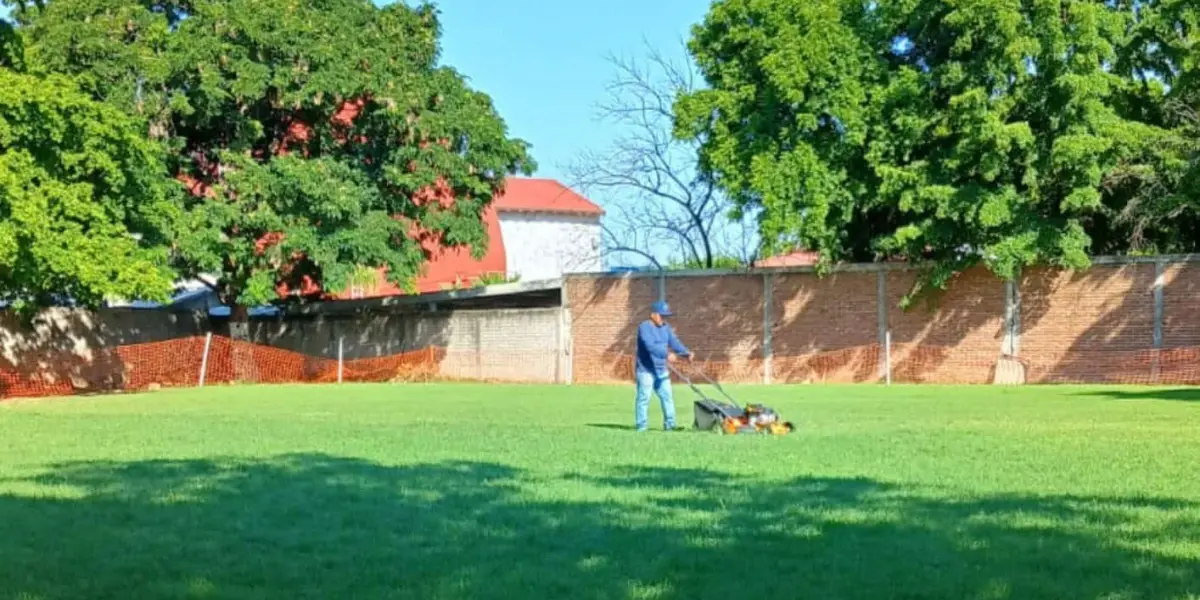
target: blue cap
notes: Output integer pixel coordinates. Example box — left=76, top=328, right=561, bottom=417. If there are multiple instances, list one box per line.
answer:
left=650, top=300, right=674, bottom=317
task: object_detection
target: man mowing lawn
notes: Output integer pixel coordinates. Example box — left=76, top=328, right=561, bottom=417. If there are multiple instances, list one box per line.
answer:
left=634, top=300, right=692, bottom=431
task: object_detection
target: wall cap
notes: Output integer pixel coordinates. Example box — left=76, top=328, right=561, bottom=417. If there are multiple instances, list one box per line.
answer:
left=565, top=254, right=1200, bottom=281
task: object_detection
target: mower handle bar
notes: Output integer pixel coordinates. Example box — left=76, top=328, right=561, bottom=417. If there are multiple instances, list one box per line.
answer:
left=667, top=363, right=740, bottom=406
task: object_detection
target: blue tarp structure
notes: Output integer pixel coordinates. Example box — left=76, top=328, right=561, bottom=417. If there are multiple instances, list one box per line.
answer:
left=120, top=288, right=281, bottom=318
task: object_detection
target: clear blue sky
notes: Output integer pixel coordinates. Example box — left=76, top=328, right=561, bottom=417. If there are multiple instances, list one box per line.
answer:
left=429, top=0, right=710, bottom=182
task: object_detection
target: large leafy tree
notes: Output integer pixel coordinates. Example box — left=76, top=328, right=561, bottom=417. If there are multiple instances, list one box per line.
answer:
left=10, top=0, right=532, bottom=317
left=676, top=0, right=1197, bottom=302
left=1106, top=0, right=1200, bottom=252
left=0, top=17, right=179, bottom=311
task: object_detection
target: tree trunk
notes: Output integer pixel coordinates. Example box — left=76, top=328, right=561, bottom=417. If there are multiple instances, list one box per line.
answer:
left=228, top=303, right=260, bottom=383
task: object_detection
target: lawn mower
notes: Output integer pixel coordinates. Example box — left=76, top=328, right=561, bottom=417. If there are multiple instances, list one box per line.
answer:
left=669, top=364, right=795, bottom=435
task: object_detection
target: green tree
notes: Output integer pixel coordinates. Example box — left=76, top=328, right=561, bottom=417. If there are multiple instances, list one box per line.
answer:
left=666, top=255, right=746, bottom=271
left=10, top=0, right=532, bottom=318
left=676, top=0, right=1194, bottom=303
left=1104, top=0, right=1200, bottom=252
left=0, top=17, right=178, bottom=310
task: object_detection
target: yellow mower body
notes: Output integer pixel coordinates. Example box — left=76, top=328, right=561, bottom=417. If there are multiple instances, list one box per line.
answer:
left=712, top=410, right=795, bottom=435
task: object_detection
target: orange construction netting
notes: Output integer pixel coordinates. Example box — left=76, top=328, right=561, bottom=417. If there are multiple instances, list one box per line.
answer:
left=568, top=344, right=1200, bottom=386
left=0, top=336, right=450, bottom=400
left=6, top=337, right=1200, bottom=400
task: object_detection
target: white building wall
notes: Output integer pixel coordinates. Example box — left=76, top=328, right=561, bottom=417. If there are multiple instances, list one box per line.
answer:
left=497, top=213, right=602, bottom=281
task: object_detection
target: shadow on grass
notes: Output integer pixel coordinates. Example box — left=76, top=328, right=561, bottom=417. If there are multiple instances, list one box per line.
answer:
left=0, top=456, right=1197, bottom=599
left=1076, top=388, right=1200, bottom=402
left=586, top=423, right=638, bottom=431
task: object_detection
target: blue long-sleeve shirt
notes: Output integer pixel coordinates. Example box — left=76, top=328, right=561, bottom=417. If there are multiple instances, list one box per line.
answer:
left=635, top=320, right=690, bottom=375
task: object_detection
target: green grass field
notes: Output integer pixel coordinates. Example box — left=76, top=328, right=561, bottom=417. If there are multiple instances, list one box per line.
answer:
left=1, top=383, right=1199, bottom=600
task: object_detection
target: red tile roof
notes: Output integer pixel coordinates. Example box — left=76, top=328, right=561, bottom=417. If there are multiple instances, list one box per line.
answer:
left=333, top=178, right=603, bottom=299
left=339, top=203, right=508, bottom=298
left=755, top=250, right=821, bottom=268
left=181, top=98, right=601, bottom=300
left=235, top=174, right=598, bottom=300
left=493, top=178, right=604, bottom=217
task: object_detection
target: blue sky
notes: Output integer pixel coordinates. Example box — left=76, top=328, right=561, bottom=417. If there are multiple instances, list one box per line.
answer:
left=429, top=0, right=710, bottom=182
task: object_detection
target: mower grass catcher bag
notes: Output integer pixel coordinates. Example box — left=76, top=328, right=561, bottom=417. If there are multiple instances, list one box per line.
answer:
left=693, top=399, right=743, bottom=432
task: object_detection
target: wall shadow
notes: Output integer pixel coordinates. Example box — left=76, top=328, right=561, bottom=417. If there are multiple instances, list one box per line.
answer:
left=0, top=308, right=207, bottom=397
left=569, top=274, right=766, bottom=384
left=570, top=261, right=1200, bottom=386
left=770, top=272, right=884, bottom=384
left=0, top=302, right=572, bottom=396
left=0, top=456, right=1195, bottom=599
left=769, top=268, right=1011, bottom=384
left=2, top=305, right=569, bottom=397
left=663, top=275, right=764, bottom=383
left=1020, top=265, right=1149, bottom=382
left=567, top=276, right=656, bottom=382
left=1023, top=263, right=1200, bottom=384
left=212, top=311, right=454, bottom=384
left=573, top=268, right=1020, bottom=385
left=231, top=307, right=455, bottom=361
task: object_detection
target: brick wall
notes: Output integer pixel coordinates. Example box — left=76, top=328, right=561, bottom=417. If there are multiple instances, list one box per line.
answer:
left=6, top=257, right=1199, bottom=397
left=771, top=272, right=878, bottom=384
left=428, top=308, right=565, bottom=383
left=565, top=259, right=1200, bottom=386
left=567, top=276, right=657, bottom=383
left=886, top=268, right=1006, bottom=384
left=0, top=309, right=207, bottom=394
left=0, top=306, right=569, bottom=398
left=243, top=307, right=566, bottom=383
left=666, top=275, right=765, bottom=382
left=1020, top=265, right=1156, bottom=383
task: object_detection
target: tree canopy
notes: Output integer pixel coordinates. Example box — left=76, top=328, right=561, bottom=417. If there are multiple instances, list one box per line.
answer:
left=0, top=17, right=179, bottom=311
left=676, top=0, right=1199, bottom=302
left=6, top=0, right=532, bottom=312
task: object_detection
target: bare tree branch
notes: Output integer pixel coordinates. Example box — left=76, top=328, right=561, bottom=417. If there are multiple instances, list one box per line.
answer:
left=600, top=225, right=665, bottom=271
left=567, top=42, right=756, bottom=270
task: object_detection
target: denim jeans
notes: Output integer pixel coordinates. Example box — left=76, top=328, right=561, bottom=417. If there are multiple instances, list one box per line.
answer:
left=635, top=369, right=675, bottom=431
